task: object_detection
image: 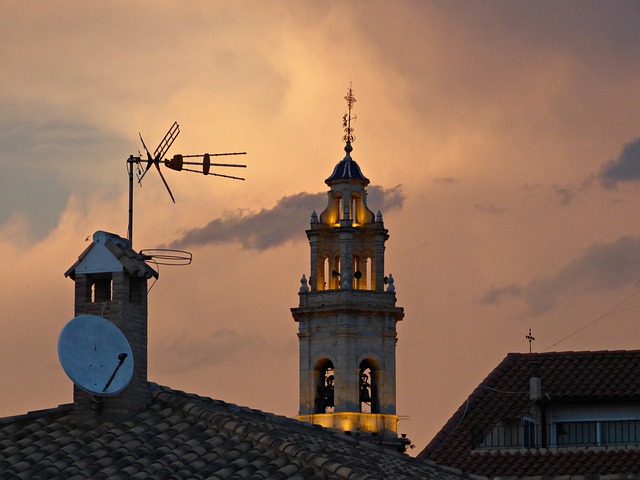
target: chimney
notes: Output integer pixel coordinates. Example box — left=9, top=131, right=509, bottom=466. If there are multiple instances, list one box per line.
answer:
left=64, top=231, right=158, bottom=420
left=529, top=359, right=542, bottom=402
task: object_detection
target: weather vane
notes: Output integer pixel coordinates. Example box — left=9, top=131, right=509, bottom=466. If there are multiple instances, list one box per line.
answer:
left=342, top=84, right=357, bottom=144
left=126, top=122, right=246, bottom=245
left=526, top=327, right=536, bottom=354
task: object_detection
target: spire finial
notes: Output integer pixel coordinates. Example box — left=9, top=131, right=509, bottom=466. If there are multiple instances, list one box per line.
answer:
left=342, top=83, right=357, bottom=146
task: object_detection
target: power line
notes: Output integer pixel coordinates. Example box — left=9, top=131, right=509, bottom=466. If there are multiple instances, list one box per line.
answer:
left=543, top=288, right=640, bottom=351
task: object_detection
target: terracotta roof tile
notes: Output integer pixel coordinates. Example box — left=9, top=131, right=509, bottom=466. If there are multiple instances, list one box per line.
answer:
left=1, top=384, right=479, bottom=479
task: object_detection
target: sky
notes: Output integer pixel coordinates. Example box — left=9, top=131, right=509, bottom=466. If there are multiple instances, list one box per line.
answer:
left=1, top=1, right=640, bottom=453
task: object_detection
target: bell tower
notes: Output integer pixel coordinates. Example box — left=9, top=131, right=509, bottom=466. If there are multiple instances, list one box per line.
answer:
left=291, top=87, right=405, bottom=450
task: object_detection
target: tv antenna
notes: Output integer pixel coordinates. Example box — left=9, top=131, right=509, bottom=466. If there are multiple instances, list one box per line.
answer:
left=126, top=121, right=246, bottom=245
left=526, top=327, right=536, bottom=354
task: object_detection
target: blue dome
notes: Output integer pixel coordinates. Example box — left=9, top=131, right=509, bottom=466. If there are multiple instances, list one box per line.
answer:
left=325, top=142, right=370, bottom=186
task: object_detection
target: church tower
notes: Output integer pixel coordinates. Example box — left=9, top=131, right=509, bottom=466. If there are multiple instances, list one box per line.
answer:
left=291, top=87, right=405, bottom=449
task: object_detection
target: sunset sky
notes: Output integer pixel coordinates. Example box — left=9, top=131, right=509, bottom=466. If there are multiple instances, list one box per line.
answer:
left=2, top=1, right=640, bottom=452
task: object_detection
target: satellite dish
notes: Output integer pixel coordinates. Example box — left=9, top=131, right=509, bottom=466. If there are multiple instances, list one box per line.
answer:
left=58, top=315, right=134, bottom=396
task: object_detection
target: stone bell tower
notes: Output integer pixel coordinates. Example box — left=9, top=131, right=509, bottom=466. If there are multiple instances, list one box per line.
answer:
left=291, top=88, right=405, bottom=449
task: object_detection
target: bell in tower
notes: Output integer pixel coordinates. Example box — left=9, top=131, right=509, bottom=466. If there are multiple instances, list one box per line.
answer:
left=291, top=87, right=406, bottom=450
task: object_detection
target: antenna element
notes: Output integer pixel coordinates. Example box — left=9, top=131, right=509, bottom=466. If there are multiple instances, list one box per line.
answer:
left=126, top=122, right=247, bottom=245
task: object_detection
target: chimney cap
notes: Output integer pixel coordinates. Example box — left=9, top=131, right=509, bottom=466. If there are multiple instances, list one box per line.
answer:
left=65, top=230, right=158, bottom=280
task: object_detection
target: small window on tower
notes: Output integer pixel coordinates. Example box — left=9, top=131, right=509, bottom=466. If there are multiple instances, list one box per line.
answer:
left=89, top=274, right=112, bottom=303
left=351, top=196, right=358, bottom=224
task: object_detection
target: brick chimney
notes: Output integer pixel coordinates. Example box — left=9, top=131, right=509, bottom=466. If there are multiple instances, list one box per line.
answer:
left=64, top=231, right=158, bottom=420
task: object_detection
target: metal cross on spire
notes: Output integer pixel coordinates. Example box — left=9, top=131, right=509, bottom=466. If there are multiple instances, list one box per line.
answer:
left=526, top=328, right=536, bottom=354
left=342, top=84, right=357, bottom=144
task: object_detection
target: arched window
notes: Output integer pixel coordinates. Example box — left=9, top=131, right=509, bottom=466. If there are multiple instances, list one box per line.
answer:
left=314, top=359, right=335, bottom=414
left=359, top=359, right=379, bottom=414
left=353, top=255, right=361, bottom=289
left=330, top=255, right=340, bottom=290
left=351, top=195, right=358, bottom=224
left=337, top=195, right=343, bottom=221
left=322, top=257, right=329, bottom=291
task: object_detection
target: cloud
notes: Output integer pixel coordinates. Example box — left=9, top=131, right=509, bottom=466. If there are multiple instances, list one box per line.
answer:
left=482, top=236, right=640, bottom=317
left=474, top=203, right=507, bottom=214
left=434, top=177, right=460, bottom=185
left=598, top=138, right=640, bottom=189
left=0, top=105, right=126, bottom=239
left=168, top=185, right=405, bottom=250
left=154, top=328, right=264, bottom=374
left=551, top=184, right=575, bottom=206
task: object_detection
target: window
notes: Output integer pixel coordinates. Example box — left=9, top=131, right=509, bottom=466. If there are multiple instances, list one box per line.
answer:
left=476, top=418, right=536, bottom=449
left=555, top=420, right=640, bottom=447
left=86, top=274, right=112, bottom=303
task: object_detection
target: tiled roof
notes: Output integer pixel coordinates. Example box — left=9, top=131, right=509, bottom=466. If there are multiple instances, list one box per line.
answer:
left=418, top=350, right=640, bottom=478
left=0, top=384, right=480, bottom=480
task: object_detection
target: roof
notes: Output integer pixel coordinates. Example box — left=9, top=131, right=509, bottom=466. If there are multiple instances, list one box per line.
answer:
left=325, top=143, right=370, bottom=186
left=418, top=350, right=640, bottom=478
left=65, top=231, right=158, bottom=280
left=0, top=384, right=480, bottom=480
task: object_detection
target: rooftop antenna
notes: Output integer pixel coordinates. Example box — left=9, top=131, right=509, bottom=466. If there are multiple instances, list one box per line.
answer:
left=342, top=83, right=357, bottom=145
left=526, top=327, right=536, bottom=354
left=126, top=122, right=246, bottom=245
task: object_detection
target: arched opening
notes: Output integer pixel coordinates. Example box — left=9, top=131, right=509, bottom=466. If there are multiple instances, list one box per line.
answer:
left=323, top=256, right=329, bottom=291
left=314, top=359, right=335, bottom=414
left=353, top=255, right=362, bottom=289
left=337, top=194, right=343, bottom=222
left=330, top=255, right=340, bottom=290
left=351, top=195, right=358, bottom=224
left=365, top=256, right=372, bottom=290
left=359, top=359, right=379, bottom=414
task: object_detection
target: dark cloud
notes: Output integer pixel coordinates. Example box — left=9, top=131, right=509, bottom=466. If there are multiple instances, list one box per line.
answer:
left=482, top=236, right=640, bottom=317
left=551, top=185, right=575, bottom=206
left=169, top=185, right=405, bottom=250
left=474, top=203, right=507, bottom=214
left=0, top=105, right=126, bottom=238
left=598, top=138, right=640, bottom=189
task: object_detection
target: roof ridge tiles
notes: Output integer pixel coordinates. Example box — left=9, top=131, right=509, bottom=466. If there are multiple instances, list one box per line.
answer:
left=0, top=404, right=73, bottom=427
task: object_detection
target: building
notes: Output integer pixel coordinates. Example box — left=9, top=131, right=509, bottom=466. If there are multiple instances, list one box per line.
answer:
left=418, top=350, right=640, bottom=477
left=0, top=92, right=481, bottom=478
left=291, top=87, right=405, bottom=451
